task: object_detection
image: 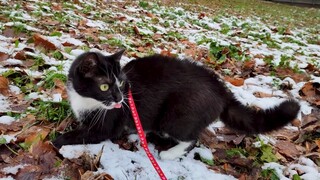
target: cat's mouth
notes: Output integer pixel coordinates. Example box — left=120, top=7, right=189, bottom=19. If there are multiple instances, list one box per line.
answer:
left=103, top=102, right=122, bottom=109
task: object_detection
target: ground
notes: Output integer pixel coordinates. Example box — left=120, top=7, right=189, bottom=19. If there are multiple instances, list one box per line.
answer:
left=0, top=0, right=319, bottom=179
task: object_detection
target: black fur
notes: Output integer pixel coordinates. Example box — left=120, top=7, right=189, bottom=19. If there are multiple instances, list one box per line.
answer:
left=53, top=51, right=300, bottom=148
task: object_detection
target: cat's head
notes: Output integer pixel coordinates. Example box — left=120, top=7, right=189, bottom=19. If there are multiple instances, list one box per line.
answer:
left=68, top=50, right=126, bottom=110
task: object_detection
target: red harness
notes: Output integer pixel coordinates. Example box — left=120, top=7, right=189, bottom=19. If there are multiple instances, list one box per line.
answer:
left=128, top=88, right=167, bottom=180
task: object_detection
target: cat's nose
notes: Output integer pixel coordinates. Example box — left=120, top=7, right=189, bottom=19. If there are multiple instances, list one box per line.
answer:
left=113, top=93, right=122, bottom=102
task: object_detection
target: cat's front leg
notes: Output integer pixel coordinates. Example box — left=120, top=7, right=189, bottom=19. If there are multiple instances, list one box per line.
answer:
left=52, top=127, right=106, bottom=149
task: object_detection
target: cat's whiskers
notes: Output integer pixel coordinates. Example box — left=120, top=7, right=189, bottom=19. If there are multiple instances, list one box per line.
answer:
left=100, top=109, right=108, bottom=131
left=89, top=108, right=103, bottom=130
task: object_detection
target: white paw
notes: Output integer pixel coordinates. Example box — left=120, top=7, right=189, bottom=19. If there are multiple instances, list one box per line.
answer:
left=159, top=151, right=179, bottom=160
left=159, top=150, right=187, bottom=160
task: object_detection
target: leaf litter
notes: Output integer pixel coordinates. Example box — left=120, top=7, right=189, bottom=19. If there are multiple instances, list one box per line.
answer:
left=0, top=0, right=319, bottom=179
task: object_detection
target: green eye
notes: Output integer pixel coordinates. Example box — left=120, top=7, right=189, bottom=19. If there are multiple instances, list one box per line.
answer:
left=100, top=84, right=109, bottom=91
left=119, top=81, right=124, bottom=87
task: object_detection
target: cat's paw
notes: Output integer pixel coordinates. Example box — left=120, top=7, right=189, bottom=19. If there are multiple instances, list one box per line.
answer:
left=159, top=150, right=185, bottom=160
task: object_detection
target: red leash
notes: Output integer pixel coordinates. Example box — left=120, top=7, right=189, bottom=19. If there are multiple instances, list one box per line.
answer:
left=128, top=88, right=167, bottom=180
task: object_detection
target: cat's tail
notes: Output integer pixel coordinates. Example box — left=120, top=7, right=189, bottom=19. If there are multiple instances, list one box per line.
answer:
left=220, top=98, right=300, bottom=134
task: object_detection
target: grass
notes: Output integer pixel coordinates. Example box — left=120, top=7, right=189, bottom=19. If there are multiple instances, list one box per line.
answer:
left=160, top=0, right=320, bottom=28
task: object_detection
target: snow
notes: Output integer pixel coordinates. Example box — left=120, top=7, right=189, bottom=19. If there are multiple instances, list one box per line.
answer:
left=0, top=134, right=17, bottom=144
left=263, top=157, right=320, bottom=180
left=1, top=164, right=26, bottom=175
left=0, top=116, right=15, bottom=125
left=9, top=85, right=20, bottom=94
left=0, top=95, right=10, bottom=112
left=60, top=139, right=235, bottom=180
left=52, top=93, right=62, bottom=102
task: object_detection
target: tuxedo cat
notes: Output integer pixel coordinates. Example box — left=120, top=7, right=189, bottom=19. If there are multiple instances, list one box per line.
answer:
left=53, top=50, right=300, bottom=160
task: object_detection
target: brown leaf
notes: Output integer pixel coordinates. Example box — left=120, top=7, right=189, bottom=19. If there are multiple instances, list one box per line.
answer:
left=133, top=25, right=140, bottom=35
left=152, top=33, right=162, bottom=40
left=14, top=50, right=27, bottom=60
left=253, top=91, right=274, bottom=98
left=315, top=139, right=320, bottom=149
left=0, top=121, right=23, bottom=134
left=2, top=28, right=27, bottom=38
left=160, top=49, right=172, bottom=57
left=118, top=16, right=127, bottom=21
left=299, top=82, right=320, bottom=107
left=16, top=125, right=49, bottom=143
left=0, top=76, right=9, bottom=95
left=198, top=12, right=206, bottom=19
left=137, top=46, right=145, bottom=52
left=56, top=117, right=74, bottom=132
left=146, top=12, right=155, bottom=18
left=15, top=165, right=41, bottom=179
left=25, top=127, right=50, bottom=147
left=275, top=140, right=301, bottom=159
left=283, top=27, right=293, bottom=35
left=253, top=54, right=264, bottom=59
left=0, top=52, right=9, bottom=61
left=270, top=128, right=300, bottom=141
left=291, top=119, right=301, bottom=127
left=276, top=68, right=309, bottom=83
left=51, top=79, right=68, bottom=99
left=81, top=171, right=114, bottom=180
left=224, top=77, right=244, bottom=86
left=33, top=33, right=57, bottom=50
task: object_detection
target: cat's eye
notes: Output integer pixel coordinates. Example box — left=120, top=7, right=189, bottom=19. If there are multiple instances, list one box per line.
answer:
left=100, top=84, right=109, bottom=91
left=119, top=81, right=124, bottom=87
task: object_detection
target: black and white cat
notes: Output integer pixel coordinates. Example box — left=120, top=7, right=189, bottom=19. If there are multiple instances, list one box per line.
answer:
left=53, top=50, right=300, bottom=160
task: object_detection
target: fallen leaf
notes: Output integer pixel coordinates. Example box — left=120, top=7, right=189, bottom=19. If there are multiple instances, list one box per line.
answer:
left=275, top=140, right=301, bottom=159
left=253, top=91, right=274, bottom=98
left=133, top=25, right=140, bottom=35
left=137, top=46, right=145, bottom=52
left=146, top=12, right=155, bottom=18
left=0, top=76, right=9, bottom=95
left=224, top=77, right=244, bottom=86
left=283, top=27, right=293, bottom=35
left=33, top=33, right=57, bottom=50
left=276, top=68, right=309, bottom=83
left=56, top=117, right=75, bottom=132
left=315, top=139, right=320, bottom=149
left=299, top=82, right=320, bottom=107
left=291, top=119, right=301, bottom=127
left=152, top=33, right=162, bottom=40
left=0, top=52, right=9, bottom=61
left=51, top=79, right=68, bottom=99
left=198, top=12, right=206, bottom=19
left=17, top=126, right=50, bottom=144
left=14, top=51, right=27, bottom=60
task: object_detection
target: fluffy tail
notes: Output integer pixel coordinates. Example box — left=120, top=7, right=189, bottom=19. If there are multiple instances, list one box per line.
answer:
left=220, top=98, right=300, bottom=134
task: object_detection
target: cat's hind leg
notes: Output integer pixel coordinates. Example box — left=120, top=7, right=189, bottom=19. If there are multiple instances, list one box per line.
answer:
left=159, top=141, right=194, bottom=160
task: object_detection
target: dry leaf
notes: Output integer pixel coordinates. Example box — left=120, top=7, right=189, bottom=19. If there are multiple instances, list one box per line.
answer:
left=0, top=76, right=9, bottom=95
left=33, top=33, right=57, bottom=50
left=275, top=140, right=301, bottom=159
left=198, top=12, right=206, bottom=19
left=14, top=50, right=27, bottom=60
left=0, top=52, right=9, bottom=61
left=224, top=77, right=244, bottom=86
left=299, top=82, right=320, bottom=106
left=291, top=119, right=301, bottom=127
left=315, top=139, right=320, bottom=149
left=133, top=25, right=140, bottom=35
left=253, top=91, right=274, bottom=98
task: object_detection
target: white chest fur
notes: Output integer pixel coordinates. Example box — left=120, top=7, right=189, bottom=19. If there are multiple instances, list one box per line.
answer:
left=67, top=84, right=105, bottom=121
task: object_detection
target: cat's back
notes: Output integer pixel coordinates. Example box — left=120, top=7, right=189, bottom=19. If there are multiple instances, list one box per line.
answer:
left=123, top=54, right=212, bottom=79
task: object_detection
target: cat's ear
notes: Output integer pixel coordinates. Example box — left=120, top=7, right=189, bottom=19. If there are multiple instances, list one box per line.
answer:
left=78, top=53, right=98, bottom=77
left=108, top=49, right=125, bottom=63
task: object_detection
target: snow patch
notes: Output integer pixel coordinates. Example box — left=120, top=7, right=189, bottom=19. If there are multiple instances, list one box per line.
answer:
left=0, top=116, right=15, bottom=125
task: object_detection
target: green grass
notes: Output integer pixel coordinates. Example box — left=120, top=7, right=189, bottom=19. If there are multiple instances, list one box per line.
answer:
left=161, top=0, right=320, bottom=28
